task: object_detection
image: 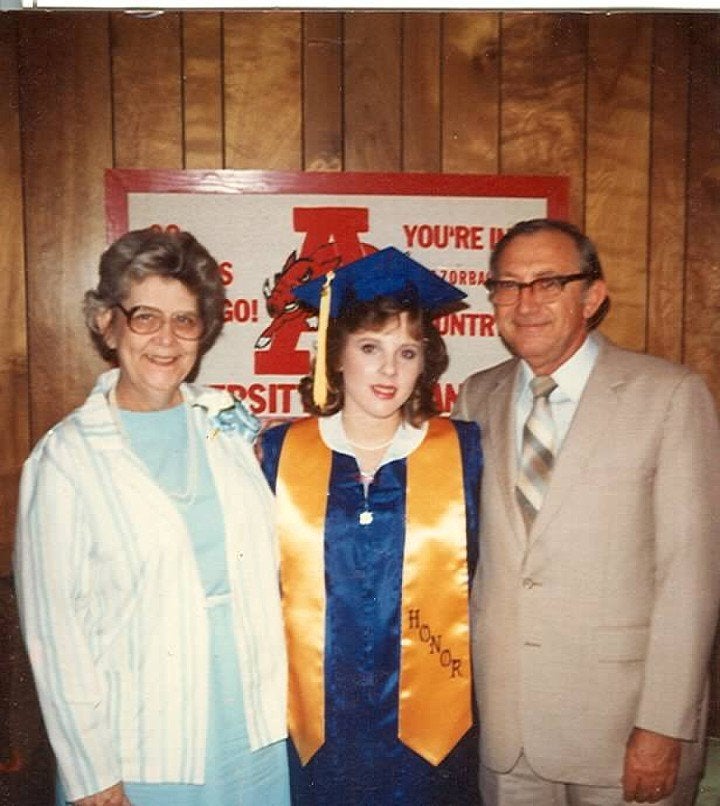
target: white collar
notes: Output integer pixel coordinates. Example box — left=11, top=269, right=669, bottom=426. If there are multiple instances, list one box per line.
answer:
left=518, top=332, right=599, bottom=403
left=318, top=411, right=428, bottom=467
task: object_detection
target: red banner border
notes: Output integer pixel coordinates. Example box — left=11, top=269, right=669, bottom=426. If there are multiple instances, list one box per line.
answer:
left=106, top=169, right=569, bottom=243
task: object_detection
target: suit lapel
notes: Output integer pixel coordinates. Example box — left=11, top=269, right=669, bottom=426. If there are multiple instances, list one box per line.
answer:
left=484, top=361, right=528, bottom=557
left=529, top=338, right=627, bottom=545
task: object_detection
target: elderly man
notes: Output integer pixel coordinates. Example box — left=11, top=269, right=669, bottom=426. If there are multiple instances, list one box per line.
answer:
left=454, top=218, right=720, bottom=805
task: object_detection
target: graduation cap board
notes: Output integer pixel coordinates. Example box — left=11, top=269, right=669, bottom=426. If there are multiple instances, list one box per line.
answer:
left=292, top=246, right=467, bottom=407
left=292, top=246, right=466, bottom=316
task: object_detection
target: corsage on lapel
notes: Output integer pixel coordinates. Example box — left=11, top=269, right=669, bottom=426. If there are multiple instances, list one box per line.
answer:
left=193, top=390, right=261, bottom=444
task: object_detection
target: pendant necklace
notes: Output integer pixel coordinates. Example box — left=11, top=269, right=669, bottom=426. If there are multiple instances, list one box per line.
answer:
left=342, top=418, right=400, bottom=526
left=108, top=386, right=200, bottom=507
left=358, top=469, right=376, bottom=526
left=346, top=427, right=399, bottom=527
left=359, top=510, right=374, bottom=526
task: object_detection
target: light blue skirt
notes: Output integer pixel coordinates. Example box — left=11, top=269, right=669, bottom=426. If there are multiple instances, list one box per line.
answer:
left=57, top=600, right=290, bottom=806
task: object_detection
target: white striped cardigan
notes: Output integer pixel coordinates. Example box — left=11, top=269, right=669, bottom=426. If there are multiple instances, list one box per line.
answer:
left=14, top=369, right=287, bottom=802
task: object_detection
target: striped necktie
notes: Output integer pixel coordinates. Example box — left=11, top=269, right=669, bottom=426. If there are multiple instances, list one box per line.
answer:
left=516, top=375, right=557, bottom=531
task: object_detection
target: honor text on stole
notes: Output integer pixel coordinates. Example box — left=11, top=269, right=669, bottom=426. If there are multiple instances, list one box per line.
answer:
left=407, top=608, right=464, bottom=678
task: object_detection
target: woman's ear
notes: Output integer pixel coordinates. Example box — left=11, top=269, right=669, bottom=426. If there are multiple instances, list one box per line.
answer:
left=95, top=308, right=117, bottom=350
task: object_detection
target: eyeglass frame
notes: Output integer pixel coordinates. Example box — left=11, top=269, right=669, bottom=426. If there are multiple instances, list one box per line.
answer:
left=113, top=303, right=205, bottom=340
left=484, top=272, right=596, bottom=305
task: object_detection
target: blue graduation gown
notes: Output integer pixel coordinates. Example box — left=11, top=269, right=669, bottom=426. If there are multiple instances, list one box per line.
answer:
left=261, top=417, right=482, bottom=806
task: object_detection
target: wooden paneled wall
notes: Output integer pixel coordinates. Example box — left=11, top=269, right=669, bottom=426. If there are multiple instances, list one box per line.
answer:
left=1, top=10, right=719, bottom=715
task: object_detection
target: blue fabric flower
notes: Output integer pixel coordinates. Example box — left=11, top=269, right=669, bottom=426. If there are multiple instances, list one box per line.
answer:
left=194, top=390, right=261, bottom=444
left=211, top=401, right=261, bottom=442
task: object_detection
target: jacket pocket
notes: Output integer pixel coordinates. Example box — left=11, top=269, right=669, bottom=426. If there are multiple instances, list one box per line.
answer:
left=595, top=625, right=649, bottom=662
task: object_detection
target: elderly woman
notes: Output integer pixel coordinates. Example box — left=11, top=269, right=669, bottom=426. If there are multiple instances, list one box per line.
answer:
left=260, top=247, right=482, bottom=805
left=14, top=228, right=290, bottom=806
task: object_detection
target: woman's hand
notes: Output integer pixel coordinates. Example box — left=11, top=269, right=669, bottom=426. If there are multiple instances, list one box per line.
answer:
left=74, top=781, right=131, bottom=806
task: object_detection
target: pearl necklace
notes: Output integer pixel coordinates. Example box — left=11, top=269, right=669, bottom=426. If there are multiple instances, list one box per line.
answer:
left=345, top=433, right=396, bottom=452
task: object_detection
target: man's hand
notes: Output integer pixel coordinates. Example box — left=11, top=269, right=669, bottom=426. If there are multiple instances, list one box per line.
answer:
left=74, top=781, right=131, bottom=806
left=622, top=727, right=681, bottom=803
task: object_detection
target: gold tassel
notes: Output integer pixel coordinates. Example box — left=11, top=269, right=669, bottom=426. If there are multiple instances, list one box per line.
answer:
left=312, top=271, right=334, bottom=408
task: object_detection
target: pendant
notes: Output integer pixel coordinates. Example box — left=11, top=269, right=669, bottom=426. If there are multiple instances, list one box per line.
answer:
left=359, top=510, right=373, bottom=526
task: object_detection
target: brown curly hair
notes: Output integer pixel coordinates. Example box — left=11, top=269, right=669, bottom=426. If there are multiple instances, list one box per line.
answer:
left=299, top=296, right=448, bottom=427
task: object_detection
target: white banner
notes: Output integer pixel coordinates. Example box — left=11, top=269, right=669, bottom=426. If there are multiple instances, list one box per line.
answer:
left=108, top=170, right=568, bottom=418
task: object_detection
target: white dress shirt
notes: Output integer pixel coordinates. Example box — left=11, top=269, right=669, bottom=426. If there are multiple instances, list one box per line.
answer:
left=514, top=333, right=600, bottom=460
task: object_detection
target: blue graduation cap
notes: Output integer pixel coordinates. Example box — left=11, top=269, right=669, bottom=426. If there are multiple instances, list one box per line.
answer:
left=292, top=246, right=466, bottom=407
left=292, top=246, right=466, bottom=317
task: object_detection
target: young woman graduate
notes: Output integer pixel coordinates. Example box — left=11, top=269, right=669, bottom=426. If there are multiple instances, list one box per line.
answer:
left=260, top=247, right=482, bottom=805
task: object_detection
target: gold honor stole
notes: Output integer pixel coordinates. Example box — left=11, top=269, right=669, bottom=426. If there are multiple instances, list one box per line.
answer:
left=276, top=416, right=472, bottom=767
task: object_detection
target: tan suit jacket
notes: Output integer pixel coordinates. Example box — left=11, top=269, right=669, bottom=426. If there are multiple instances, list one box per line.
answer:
left=453, top=335, right=720, bottom=785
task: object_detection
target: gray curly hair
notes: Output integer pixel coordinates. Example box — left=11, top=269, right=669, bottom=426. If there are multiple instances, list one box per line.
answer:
left=84, top=227, right=226, bottom=362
